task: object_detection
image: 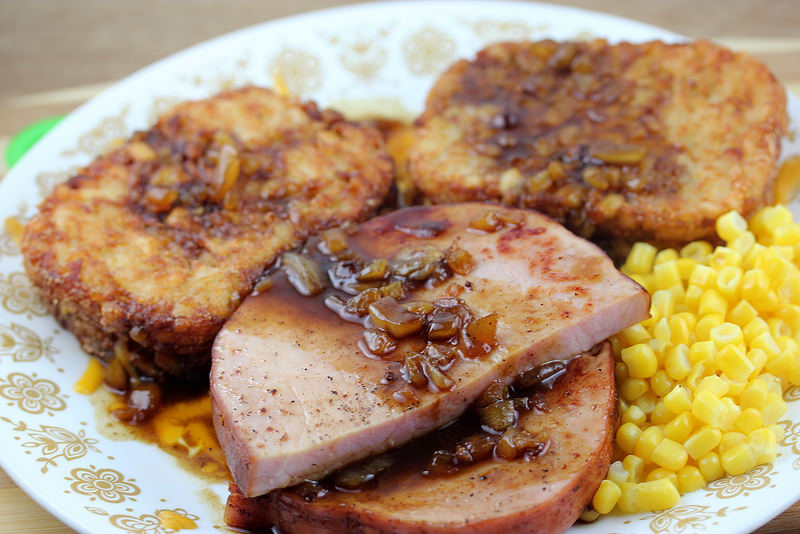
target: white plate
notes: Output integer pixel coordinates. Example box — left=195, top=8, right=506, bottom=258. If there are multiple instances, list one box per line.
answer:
left=1, top=2, right=799, bottom=533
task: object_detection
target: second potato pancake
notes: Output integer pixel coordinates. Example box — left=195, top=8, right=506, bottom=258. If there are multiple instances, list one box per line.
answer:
left=408, top=39, right=787, bottom=246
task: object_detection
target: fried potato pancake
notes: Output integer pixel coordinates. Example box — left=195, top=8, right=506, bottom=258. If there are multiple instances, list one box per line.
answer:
left=22, top=87, right=393, bottom=380
left=408, top=40, right=787, bottom=245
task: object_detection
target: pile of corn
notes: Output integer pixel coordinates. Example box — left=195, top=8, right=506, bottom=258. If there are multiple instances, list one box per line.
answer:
left=588, top=205, right=800, bottom=517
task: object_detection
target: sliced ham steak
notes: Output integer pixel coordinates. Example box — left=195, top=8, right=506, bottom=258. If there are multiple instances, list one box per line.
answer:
left=211, top=203, right=648, bottom=497
left=225, top=344, right=618, bottom=534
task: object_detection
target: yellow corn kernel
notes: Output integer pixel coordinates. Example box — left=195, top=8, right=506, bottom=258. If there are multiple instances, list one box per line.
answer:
left=778, top=276, right=800, bottom=304
left=73, top=358, right=104, bottom=395
left=651, top=401, right=673, bottom=425
left=720, top=398, right=742, bottom=430
left=744, top=243, right=767, bottom=270
left=634, top=426, right=665, bottom=463
left=715, top=266, right=743, bottom=300
left=709, top=247, right=742, bottom=269
left=616, top=483, right=638, bottom=514
left=629, top=273, right=654, bottom=293
left=634, top=391, right=658, bottom=414
left=650, top=370, right=675, bottom=397
left=766, top=349, right=795, bottom=376
left=748, top=428, right=778, bottom=464
left=632, top=479, right=681, bottom=512
left=621, top=343, right=658, bottom=378
left=735, top=408, right=763, bottom=434
left=740, top=378, right=769, bottom=409
left=776, top=305, right=800, bottom=337
left=623, top=454, right=645, bottom=482
left=653, top=261, right=681, bottom=292
left=750, top=331, right=781, bottom=362
left=674, top=312, right=698, bottom=331
left=689, top=341, right=717, bottom=364
left=649, top=338, right=669, bottom=360
left=719, top=431, right=746, bottom=453
left=697, top=452, right=725, bottom=482
left=668, top=283, right=687, bottom=307
left=771, top=222, right=800, bottom=245
left=677, top=465, right=706, bottom=494
left=743, top=318, right=770, bottom=345
left=685, top=361, right=710, bottom=391
left=698, top=290, right=727, bottom=318
left=663, top=412, right=694, bottom=443
left=754, top=249, right=791, bottom=282
left=592, top=480, right=622, bottom=514
left=646, top=467, right=679, bottom=490
left=619, top=323, right=651, bottom=346
left=651, top=438, right=688, bottom=471
left=717, top=210, right=748, bottom=242
left=747, top=348, right=768, bottom=376
left=580, top=508, right=600, bottom=522
left=778, top=335, right=799, bottom=353
left=676, top=257, right=696, bottom=280
left=696, top=376, right=730, bottom=398
left=696, top=314, right=725, bottom=341
left=716, top=344, right=756, bottom=381
left=669, top=315, right=692, bottom=346
left=689, top=265, right=717, bottom=289
left=759, top=373, right=783, bottom=396
left=681, top=241, right=713, bottom=262
left=774, top=244, right=795, bottom=261
left=729, top=231, right=756, bottom=257
left=653, top=318, right=671, bottom=342
left=665, top=344, right=692, bottom=380
left=650, top=290, right=675, bottom=322
left=722, top=374, right=747, bottom=396
left=750, top=205, right=793, bottom=237
left=663, top=384, right=692, bottom=413
left=622, top=405, right=647, bottom=426
left=685, top=285, right=703, bottom=312
left=761, top=394, right=787, bottom=426
left=692, top=390, right=729, bottom=428
left=710, top=322, right=744, bottom=349
left=625, top=242, right=658, bottom=275
left=684, top=426, right=722, bottom=460
left=728, top=300, right=758, bottom=327
left=752, top=290, right=781, bottom=313
left=617, top=422, right=643, bottom=454
left=607, top=460, right=629, bottom=485
left=720, top=442, right=756, bottom=476
left=654, top=248, right=679, bottom=265
left=741, top=269, right=770, bottom=301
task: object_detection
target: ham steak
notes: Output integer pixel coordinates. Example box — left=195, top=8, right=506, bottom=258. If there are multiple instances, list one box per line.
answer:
left=225, top=344, right=618, bottom=534
left=211, top=203, right=648, bottom=498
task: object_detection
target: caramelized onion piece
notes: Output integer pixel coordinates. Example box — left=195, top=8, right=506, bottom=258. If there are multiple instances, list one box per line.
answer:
left=282, top=252, right=325, bottom=296
left=443, top=245, right=476, bottom=275
left=333, top=454, right=394, bottom=490
left=590, top=142, right=647, bottom=165
left=518, top=359, right=569, bottom=389
left=455, top=434, right=497, bottom=464
left=480, top=399, right=517, bottom=432
left=318, top=227, right=349, bottom=255
left=426, top=309, right=461, bottom=340
left=369, top=297, right=424, bottom=338
left=465, top=313, right=499, bottom=355
left=363, top=328, right=397, bottom=355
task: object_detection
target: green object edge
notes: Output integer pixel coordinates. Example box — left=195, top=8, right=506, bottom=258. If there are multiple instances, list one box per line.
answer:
left=5, top=115, right=65, bottom=168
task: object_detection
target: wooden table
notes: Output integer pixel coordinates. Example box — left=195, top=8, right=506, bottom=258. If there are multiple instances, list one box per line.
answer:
left=0, top=1, right=798, bottom=532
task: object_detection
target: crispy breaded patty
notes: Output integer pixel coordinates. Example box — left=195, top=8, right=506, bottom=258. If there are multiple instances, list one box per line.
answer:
left=408, top=40, right=787, bottom=245
left=22, top=87, right=393, bottom=380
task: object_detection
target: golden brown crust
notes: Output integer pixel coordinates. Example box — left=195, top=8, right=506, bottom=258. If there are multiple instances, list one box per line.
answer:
left=22, top=87, right=393, bottom=379
left=408, top=39, right=787, bottom=245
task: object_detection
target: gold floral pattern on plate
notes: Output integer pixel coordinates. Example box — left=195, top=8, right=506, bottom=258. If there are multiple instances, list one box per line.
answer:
left=0, top=371, right=66, bottom=414
left=705, top=464, right=774, bottom=499
left=0, top=322, right=57, bottom=363
left=0, top=201, right=30, bottom=259
left=338, top=34, right=388, bottom=81
left=66, top=465, right=140, bottom=503
left=0, top=272, right=48, bottom=316
left=87, top=506, right=199, bottom=533
left=60, top=106, right=130, bottom=158
left=778, top=419, right=800, bottom=467
left=1, top=416, right=100, bottom=473
left=644, top=505, right=748, bottom=533
left=402, top=26, right=456, bottom=76
left=268, top=47, right=322, bottom=95
left=464, top=18, right=548, bottom=44
left=785, top=385, right=800, bottom=402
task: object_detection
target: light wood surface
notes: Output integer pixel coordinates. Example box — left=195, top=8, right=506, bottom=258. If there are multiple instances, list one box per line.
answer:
left=1, top=1, right=799, bottom=532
